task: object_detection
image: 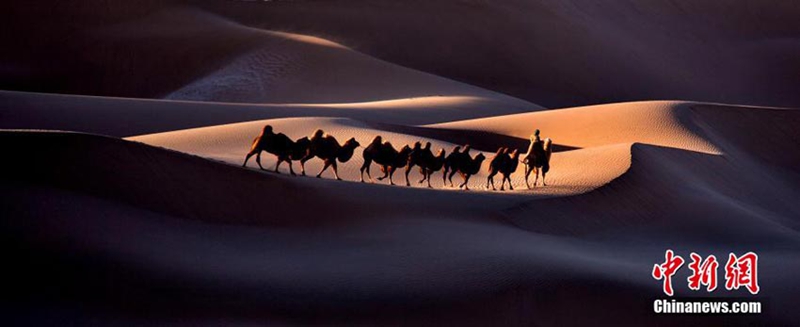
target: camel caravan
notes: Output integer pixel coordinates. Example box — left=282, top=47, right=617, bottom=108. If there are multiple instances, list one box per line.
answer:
left=242, top=125, right=553, bottom=191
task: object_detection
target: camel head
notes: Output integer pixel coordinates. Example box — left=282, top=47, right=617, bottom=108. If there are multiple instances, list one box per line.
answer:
left=413, top=141, right=421, bottom=150
left=262, top=125, right=274, bottom=135
left=336, top=137, right=361, bottom=163
left=344, top=137, right=360, bottom=149
left=510, top=148, right=519, bottom=158
left=452, top=145, right=462, bottom=153
left=399, top=145, right=412, bottom=156
left=474, top=153, right=486, bottom=164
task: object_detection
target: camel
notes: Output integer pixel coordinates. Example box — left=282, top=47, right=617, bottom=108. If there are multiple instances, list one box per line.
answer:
left=442, top=145, right=461, bottom=187
left=486, top=147, right=510, bottom=191
left=359, top=135, right=385, bottom=183
left=456, top=151, right=486, bottom=190
left=416, top=147, right=446, bottom=188
left=298, top=129, right=325, bottom=176
left=405, top=141, right=433, bottom=187
left=242, top=125, right=311, bottom=175
left=243, top=125, right=277, bottom=170
left=500, top=148, right=521, bottom=190
left=301, top=130, right=360, bottom=180
left=524, top=137, right=553, bottom=188
left=443, top=144, right=471, bottom=187
left=360, top=136, right=413, bottom=185
left=378, top=144, right=413, bottom=185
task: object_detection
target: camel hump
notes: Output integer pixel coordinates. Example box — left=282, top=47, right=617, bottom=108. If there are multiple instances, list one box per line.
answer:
left=544, top=138, right=552, bottom=151
left=324, top=134, right=338, bottom=142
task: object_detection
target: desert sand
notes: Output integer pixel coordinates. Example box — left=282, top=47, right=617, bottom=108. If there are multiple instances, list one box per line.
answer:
left=2, top=1, right=800, bottom=326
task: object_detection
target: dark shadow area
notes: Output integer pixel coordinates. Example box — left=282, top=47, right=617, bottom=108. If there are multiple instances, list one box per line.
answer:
left=368, top=122, right=581, bottom=154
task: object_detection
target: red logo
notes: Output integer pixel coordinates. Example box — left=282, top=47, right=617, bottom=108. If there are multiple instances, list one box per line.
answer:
left=724, top=252, right=760, bottom=295
left=652, top=249, right=685, bottom=296
left=653, top=250, right=759, bottom=296
left=687, top=253, right=718, bottom=292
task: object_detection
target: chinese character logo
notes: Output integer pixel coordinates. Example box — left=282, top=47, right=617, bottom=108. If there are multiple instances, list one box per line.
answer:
left=725, top=252, right=760, bottom=295
left=652, top=249, right=685, bottom=296
left=653, top=250, right=759, bottom=296
left=687, top=253, right=718, bottom=292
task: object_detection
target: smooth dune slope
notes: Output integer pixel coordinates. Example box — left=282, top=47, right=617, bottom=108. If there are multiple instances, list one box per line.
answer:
left=0, top=90, right=536, bottom=137
left=2, top=3, right=541, bottom=109
left=193, top=0, right=800, bottom=108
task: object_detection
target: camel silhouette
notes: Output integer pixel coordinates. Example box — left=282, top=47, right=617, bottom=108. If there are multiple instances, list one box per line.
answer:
left=360, top=135, right=411, bottom=184
left=443, top=144, right=471, bottom=187
left=405, top=141, right=433, bottom=187
left=500, top=148, right=521, bottom=190
left=302, top=130, right=360, bottom=180
left=524, top=137, right=553, bottom=188
left=366, top=140, right=412, bottom=185
left=486, top=147, right=509, bottom=190
left=455, top=150, right=486, bottom=190
left=416, top=147, right=446, bottom=188
left=242, top=125, right=311, bottom=175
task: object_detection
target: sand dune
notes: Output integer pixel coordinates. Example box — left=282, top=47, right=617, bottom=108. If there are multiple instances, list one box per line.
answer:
left=3, top=1, right=800, bottom=325
left=0, top=90, right=537, bottom=137
left=194, top=0, right=800, bottom=108
left=5, top=102, right=800, bottom=325
left=129, top=116, right=631, bottom=193
left=2, top=4, right=540, bottom=109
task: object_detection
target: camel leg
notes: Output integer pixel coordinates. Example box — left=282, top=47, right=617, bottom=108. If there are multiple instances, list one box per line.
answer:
left=427, top=171, right=433, bottom=188
left=404, top=164, right=413, bottom=187
left=460, top=174, right=472, bottom=190
left=533, top=168, right=539, bottom=187
left=486, top=173, right=494, bottom=190
left=377, top=165, right=389, bottom=181
left=388, top=167, right=396, bottom=185
left=243, top=151, right=256, bottom=167
left=288, top=160, right=297, bottom=176
left=274, top=158, right=283, bottom=173
left=300, top=155, right=313, bottom=176
left=365, top=164, right=373, bottom=182
left=256, top=152, right=266, bottom=170
left=317, top=161, right=331, bottom=178
left=331, top=161, right=342, bottom=181
left=442, top=167, right=449, bottom=186
left=448, top=170, right=457, bottom=187
left=418, top=169, right=427, bottom=184
left=505, top=174, right=514, bottom=191
left=359, top=160, right=369, bottom=183
left=524, top=165, right=532, bottom=189
left=542, top=171, right=547, bottom=186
